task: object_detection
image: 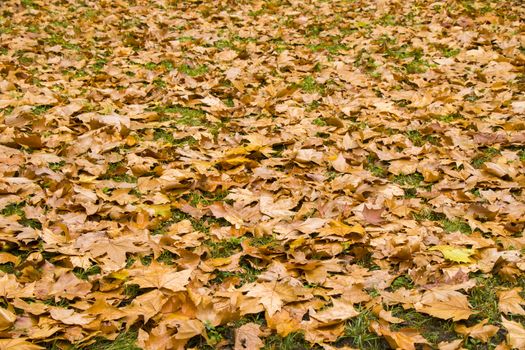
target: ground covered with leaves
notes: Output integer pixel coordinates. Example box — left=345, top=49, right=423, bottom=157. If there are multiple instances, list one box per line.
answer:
left=0, top=0, right=525, bottom=349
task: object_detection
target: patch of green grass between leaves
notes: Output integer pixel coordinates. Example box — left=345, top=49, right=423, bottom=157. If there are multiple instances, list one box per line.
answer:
left=76, top=330, right=141, bottom=350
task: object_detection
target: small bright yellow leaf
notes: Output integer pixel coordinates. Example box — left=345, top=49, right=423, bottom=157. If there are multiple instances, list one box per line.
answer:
left=108, top=270, right=129, bottom=280
left=290, top=237, right=306, bottom=252
left=221, top=157, right=258, bottom=167
left=141, top=204, right=171, bottom=218
left=429, top=245, right=475, bottom=263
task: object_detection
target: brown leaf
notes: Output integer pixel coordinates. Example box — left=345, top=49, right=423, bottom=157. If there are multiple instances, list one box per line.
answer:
left=310, top=298, right=359, bottom=324
left=415, top=290, right=472, bottom=321
left=455, top=319, right=499, bottom=342
left=49, top=308, right=95, bottom=325
left=362, top=206, right=384, bottom=225
left=0, top=339, right=44, bottom=350
left=371, top=321, right=428, bottom=350
left=128, top=262, right=192, bottom=292
left=498, top=288, right=525, bottom=316
left=0, top=307, right=16, bottom=331
left=234, top=323, right=264, bottom=350
left=502, top=317, right=525, bottom=349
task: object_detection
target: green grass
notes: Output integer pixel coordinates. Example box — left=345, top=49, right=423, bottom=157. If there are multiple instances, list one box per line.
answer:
left=308, top=41, right=347, bottom=54
left=156, top=250, right=176, bottom=265
left=441, top=46, right=460, bottom=57
left=151, top=209, right=227, bottom=235
left=404, top=58, right=429, bottom=74
left=48, top=161, right=65, bottom=171
left=1, top=202, right=42, bottom=229
left=468, top=277, right=501, bottom=324
left=214, top=39, right=235, bottom=49
left=101, top=162, right=137, bottom=183
left=21, top=0, right=37, bottom=8
left=91, top=59, right=107, bottom=72
left=471, top=147, right=500, bottom=168
left=335, top=309, right=388, bottom=349
left=73, top=265, right=101, bottom=280
left=184, top=190, right=230, bottom=207
left=178, top=64, right=208, bottom=77
left=519, top=149, right=525, bottom=161
left=1, top=202, right=26, bottom=217
left=250, top=235, right=276, bottom=247
left=441, top=219, right=472, bottom=234
left=154, top=105, right=206, bottom=126
left=406, top=130, right=438, bottom=146
left=111, top=174, right=137, bottom=183
left=390, top=308, right=457, bottom=345
left=264, top=332, right=317, bottom=350
left=393, top=172, right=424, bottom=187
left=312, top=118, right=326, bottom=126
left=0, top=263, right=16, bottom=275
left=76, top=330, right=140, bottom=350
left=355, top=50, right=380, bottom=77
left=390, top=275, right=414, bottom=290
left=210, top=261, right=261, bottom=286
left=413, top=209, right=445, bottom=221
left=299, top=76, right=324, bottom=94
left=207, top=237, right=243, bottom=258
left=437, top=112, right=463, bottom=123
left=153, top=129, right=197, bottom=146
left=364, top=155, right=387, bottom=178
left=144, top=62, right=157, bottom=70
left=32, top=105, right=53, bottom=115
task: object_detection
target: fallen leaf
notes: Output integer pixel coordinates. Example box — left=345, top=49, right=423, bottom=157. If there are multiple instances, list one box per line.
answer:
left=429, top=246, right=475, bottom=263
left=416, top=290, right=472, bottom=321
left=234, top=323, right=264, bottom=350
left=0, top=307, right=16, bottom=331
left=502, top=317, right=525, bottom=349
left=455, top=319, right=499, bottom=342
left=498, top=288, right=525, bottom=316
left=362, top=206, right=384, bottom=225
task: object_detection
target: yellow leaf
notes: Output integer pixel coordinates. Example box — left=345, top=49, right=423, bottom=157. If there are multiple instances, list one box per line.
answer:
left=141, top=204, right=171, bottom=218
left=220, top=157, right=258, bottom=167
left=78, top=175, right=98, bottom=183
left=429, top=245, right=474, bottom=263
left=290, top=237, right=306, bottom=252
left=502, top=317, right=525, bottom=349
left=225, top=145, right=260, bottom=156
left=416, top=290, right=472, bottom=321
left=0, top=307, right=16, bottom=331
left=319, top=221, right=365, bottom=237
left=498, top=288, right=525, bottom=316
left=108, top=270, right=129, bottom=280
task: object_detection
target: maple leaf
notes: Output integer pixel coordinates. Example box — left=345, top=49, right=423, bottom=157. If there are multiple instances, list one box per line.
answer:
left=244, top=281, right=298, bottom=316
left=0, top=307, right=16, bottom=331
left=49, top=308, right=95, bottom=325
left=429, top=245, right=475, bottom=263
left=310, top=298, right=359, bottom=324
left=502, top=317, right=525, bottom=349
left=498, top=288, right=525, bottom=316
left=128, top=262, right=193, bottom=292
left=259, top=193, right=296, bottom=218
left=234, top=323, right=264, bottom=350
left=455, top=319, right=499, bottom=342
left=88, top=237, right=145, bottom=267
left=126, top=290, right=167, bottom=324
left=415, top=290, right=472, bottom=321
left=0, top=339, right=44, bottom=350
left=362, top=206, right=384, bottom=225
left=370, top=321, right=429, bottom=350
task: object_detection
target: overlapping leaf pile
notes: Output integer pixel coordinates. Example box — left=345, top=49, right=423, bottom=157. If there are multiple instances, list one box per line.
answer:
left=1, top=0, right=525, bottom=349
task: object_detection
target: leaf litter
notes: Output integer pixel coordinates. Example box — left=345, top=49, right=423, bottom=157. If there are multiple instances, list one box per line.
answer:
left=0, top=0, right=525, bottom=349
